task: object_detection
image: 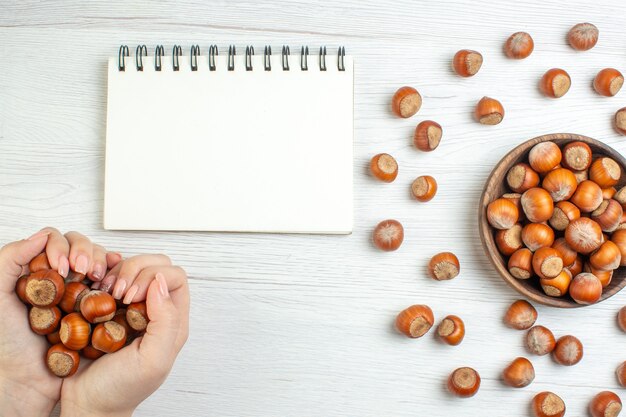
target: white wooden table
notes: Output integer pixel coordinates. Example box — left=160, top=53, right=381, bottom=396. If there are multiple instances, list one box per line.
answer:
left=2, top=1, right=626, bottom=416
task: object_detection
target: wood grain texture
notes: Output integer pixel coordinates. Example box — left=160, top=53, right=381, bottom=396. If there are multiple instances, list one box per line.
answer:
left=479, top=133, right=626, bottom=308
left=2, top=1, right=626, bottom=416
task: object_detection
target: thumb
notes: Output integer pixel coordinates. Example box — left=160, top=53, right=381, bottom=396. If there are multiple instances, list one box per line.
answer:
left=0, top=231, right=50, bottom=293
left=138, top=273, right=180, bottom=373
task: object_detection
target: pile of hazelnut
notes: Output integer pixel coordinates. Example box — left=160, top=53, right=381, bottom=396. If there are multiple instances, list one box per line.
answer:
left=16, top=252, right=149, bottom=378
left=487, top=140, right=626, bottom=304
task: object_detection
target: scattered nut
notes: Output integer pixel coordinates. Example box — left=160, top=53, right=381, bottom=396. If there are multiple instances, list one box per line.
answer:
left=391, top=86, right=422, bottom=118
left=552, top=335, right=583, bottom=366
left=453, top=49, right=483, bottom=77
left=447, top=367, right=481, bottom=398
left=370, top=153, right=398, bottom=183
left=475, top=97, right=504, bottom=125
left=373, top=219, right=404, bottom=251
left=504, top=32, right=534, bottom=59
left=504, top=300, right=537, bottom=330
left=526, top=325, right=556, bottom=355
left=568, top=22, right=599, bottom=51
left=395, top=305, right=434, bottom=338
left=540, top=68, right=571, bottom=98
left=502, top=357, right=535, bottom=388
left=428, top=252, right=460, bottom=280
left=411, top=175, right=438, bottom=202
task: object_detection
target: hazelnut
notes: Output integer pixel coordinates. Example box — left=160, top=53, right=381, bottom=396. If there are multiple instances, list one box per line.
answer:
left=526, top=325, right=556, bottom=355
left=594, top=68, right=624, bottom=97
left=552, top=335, right=583, bottom=366
left=504, top=32, right=534, bottom=59
left=589, top=391, right=622, bottom=417
left=503, top=300, right=537, bottom=330
left=562, top=141, right=592, bottom=171
left=447, top=367, right=480, bottom=398
left=370, top=153, right=398, bottom=183
left=475, top=97, right=504, bottom=125
left=428, top=252, right=460, bottom=280
left=508, top=248, right=534, bottom=279
left=437, top=315, right=465, bottom=346
left=373, top=219, right=404, bottom=251
left=453, top=50, right=483, bottom=77
left=414, top=121, right=442, bottom=152
left=411, top=175, right=437, bottom=202
left=532, top=391, right=566, bottom=417
left=395, top=305, right=434, bottom=338
left=540, top=69, right=571, bottom=98
left=391, top=86, right=422, bottom=118
left=568, top=22, right=599, bottom=51
left=502, top=357, right=535, bottom=388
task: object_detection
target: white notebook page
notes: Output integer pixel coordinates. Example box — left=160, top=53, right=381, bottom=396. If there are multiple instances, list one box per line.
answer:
left=104, top=51, right=353, bottom=233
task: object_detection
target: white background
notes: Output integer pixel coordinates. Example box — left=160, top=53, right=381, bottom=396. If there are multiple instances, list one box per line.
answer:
left=1, top=1, right=626, bottom=416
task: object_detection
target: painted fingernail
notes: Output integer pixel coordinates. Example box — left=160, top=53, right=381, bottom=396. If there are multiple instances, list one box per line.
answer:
left=100, top=276, right=115, bottom=293
left=58, top=256, right=69, bottom=278
left=75, top=255, right=89, bottom=274
left=123, top=285, right=138, bottom=304
left=112, top=279, right=126, bottom=299
left=156, top=273, right=169, bottom=297
left=27, top=230, right=50, bottom=241
left=92, top=263, right=104, bottom=280
left=92, top=281, right=101, bottom=290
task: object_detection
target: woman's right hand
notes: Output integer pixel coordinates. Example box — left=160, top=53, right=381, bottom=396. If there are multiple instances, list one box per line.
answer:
left=60, top=255, right=190, bottom=417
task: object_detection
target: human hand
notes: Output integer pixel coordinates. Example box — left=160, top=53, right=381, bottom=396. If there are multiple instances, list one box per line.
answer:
left=60, top=255, right=190, bottom=417
left=0, top=228, right=121, bottom=417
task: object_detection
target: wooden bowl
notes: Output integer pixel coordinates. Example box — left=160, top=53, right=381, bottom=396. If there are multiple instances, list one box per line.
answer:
left=479, top=133, right=626, bottom=308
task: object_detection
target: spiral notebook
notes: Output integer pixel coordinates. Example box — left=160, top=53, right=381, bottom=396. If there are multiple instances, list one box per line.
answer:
left=104, top=45, right=353, bottom=234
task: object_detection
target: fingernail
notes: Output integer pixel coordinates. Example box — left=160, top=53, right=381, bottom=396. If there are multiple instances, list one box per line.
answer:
left=100, top=276, right=114, bottom=293
left=123, top=285, right=138, bottom=304
left=156, top=273, right=169, bottom=298
left=112, top=278, right=125, bottom=299
left=27, top=230, right=50, bottom=241
left=75, top=255, right=89, bottom=274
left=92, top=263, right=104, bottom=280
left=58, top=256, right=69, bottom=278
left=92, top=281, right=101, bottom=290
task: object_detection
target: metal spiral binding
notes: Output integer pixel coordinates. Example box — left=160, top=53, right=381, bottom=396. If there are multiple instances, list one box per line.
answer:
left=172, top=45, right=182, bottom=71
left=190, top=45, right=200, bottom=71
left=264, top=46, right=272, bottom=71
left=208, top=45, right=218, bottom=71
left=245, top=46, right=254, bottom=71
left=300, top=46, right=309, bottom=71
left=155, top=45, right=164, bottom=71
left=228, top=45, right=236, bottom=71
left=338, top=46, right=345, bottom=71
left=135, top=45, right=147, bottom=71
left=281, top=46, right=290, bottom=71
left=319, top=46, right=327, bottom=71
left=117, top=44, right=346, bottom=72
left=118, top=45, right=129, bottom=71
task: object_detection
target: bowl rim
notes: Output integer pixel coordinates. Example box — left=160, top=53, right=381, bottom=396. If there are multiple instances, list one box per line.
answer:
left=478, top=133, right=626, bottom=308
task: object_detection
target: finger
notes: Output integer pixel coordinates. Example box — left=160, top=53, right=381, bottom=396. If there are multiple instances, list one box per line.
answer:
left=122, top=266, right=189, bottom=351
left=121, top=265, right=186, bottom=304
left=88, top=244, right=108, bottom=282
left=99, top=274, right=116, bottom=294
left=138, top=274, right=180, bottom=379
left=108, top=254, right=172, bottom=300
left=42, top=227, right=70, bottom=278
left=106, top=251, right=123, bottom=270
left=0, top=231, right=50, bottom=293
left=64, top=231, right=94, bottom=276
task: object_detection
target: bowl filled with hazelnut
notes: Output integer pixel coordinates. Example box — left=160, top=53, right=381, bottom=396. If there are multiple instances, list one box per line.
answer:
left=479, top=133, right=626, bottom=307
